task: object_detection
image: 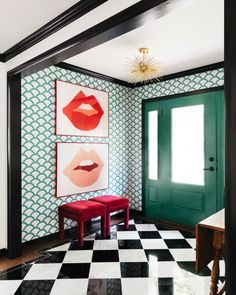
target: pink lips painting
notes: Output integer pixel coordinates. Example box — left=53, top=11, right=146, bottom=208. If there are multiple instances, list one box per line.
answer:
left=56, top=143, right=109, bottom=197
left=56, top=80, right=108, bottom=137
left=63, top=148, right=104, bottom=187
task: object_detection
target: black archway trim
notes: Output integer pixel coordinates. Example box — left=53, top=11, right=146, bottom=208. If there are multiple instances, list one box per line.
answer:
left=7, top=0, right=167, bottom=258
left=8, top=0, right=167, bottom=77
left=225, top=0, right=236, bottom=294
left=2, top=0, right=108, bottom=61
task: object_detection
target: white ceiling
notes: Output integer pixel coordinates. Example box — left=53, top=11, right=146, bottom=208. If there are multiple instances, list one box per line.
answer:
left=0, top=0, right=80, bottom=52
left=65, top=0, right=224, bottom=82
left=0, top=0, right=224, bottom=80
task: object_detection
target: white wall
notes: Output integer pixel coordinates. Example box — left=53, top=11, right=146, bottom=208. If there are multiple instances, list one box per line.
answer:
left=0, top=62, right=7, bottom=249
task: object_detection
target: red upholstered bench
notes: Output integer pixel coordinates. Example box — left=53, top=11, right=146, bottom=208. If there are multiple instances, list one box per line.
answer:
left=90, top=195, right=129, bottom=236
left=58, top=200, right=107, bottom=246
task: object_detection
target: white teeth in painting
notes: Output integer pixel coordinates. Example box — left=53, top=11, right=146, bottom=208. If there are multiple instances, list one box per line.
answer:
left=79, top=160, right=94, bottom=166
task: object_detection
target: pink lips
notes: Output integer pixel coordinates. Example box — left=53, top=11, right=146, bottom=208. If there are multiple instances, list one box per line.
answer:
left=73, top=162, right=99, bottom=172
left=63, top=148, right=104, bottom=187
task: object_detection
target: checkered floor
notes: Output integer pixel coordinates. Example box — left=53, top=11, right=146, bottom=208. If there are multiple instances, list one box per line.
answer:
left=0, top=218, right=225, bottom=295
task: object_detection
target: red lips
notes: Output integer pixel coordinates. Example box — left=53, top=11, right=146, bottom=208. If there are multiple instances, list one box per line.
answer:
left=63, top=91, right=104, bottom=131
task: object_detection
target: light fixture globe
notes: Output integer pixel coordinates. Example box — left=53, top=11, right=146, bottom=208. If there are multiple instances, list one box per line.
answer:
left=126, top=47, right=160, bottom=84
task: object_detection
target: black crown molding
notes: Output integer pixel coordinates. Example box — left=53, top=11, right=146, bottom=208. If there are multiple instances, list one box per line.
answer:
left=57, top=62, right=131, bottom=87
left=2, top=0, right=107, bottom=62
left=56, top=61, right=224, bottom=89
left=0, top=54, right=5, bottom=63
left=132, top=61, right=224, bottom=88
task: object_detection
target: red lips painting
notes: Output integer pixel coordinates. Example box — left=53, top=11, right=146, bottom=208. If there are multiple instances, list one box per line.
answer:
left=56, top=80, right=108, bottom=137
left=56, top=143, right=109, bottom=198
left=63, top=90, right=104, bottom=131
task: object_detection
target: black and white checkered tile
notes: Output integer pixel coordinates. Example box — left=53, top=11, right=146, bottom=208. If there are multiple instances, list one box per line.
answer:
left=0, top=219, right=225, bottom=295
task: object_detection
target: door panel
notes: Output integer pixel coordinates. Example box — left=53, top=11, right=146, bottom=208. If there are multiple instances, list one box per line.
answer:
left=148, top=186, right=159, bottom=202
left=171, top=189, right=203, bottom=211
left=143, top=90, right=224, bottom=227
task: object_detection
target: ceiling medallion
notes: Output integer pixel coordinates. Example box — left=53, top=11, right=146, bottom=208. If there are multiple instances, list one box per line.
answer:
left=126, top=47, right=160, bottom=84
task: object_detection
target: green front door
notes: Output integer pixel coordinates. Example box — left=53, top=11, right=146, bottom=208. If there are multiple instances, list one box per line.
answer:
left=143, top=89, right=224, bottom=227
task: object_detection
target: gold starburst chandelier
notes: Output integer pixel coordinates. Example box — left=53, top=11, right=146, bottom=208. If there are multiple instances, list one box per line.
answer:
left=126, top=48, right=160, bottom=84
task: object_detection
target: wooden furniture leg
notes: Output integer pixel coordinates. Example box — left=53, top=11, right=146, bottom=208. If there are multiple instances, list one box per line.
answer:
left=218, top=282, right=226, bottom=295
left=210, top=231, right=224, bottom=295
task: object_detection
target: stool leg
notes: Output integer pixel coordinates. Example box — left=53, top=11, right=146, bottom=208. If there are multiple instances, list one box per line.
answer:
left=59, top=213, right=64, bottom=240
left=124, top=206, right=129, bottom=230
left=106, top=211, right=111, bottom=236
left=77, top=220, right=84, bottom=247
left=101, top=214, right=106, bottom=238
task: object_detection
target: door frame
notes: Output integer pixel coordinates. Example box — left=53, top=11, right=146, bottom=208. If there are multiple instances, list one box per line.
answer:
left=142, top=85, right=224, bottom=216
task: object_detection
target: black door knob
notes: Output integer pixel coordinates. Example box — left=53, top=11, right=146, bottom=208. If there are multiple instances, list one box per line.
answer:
left=203, top=167, right=215, bottom=172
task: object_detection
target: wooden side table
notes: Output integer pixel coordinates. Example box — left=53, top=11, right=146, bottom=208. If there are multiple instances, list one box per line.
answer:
left=196, top=209, right=225, bottom=295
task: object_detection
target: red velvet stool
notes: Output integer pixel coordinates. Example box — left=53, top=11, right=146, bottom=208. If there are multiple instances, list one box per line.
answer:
left=90, top=195, right=129, bottom=236
left=58, top=200, right=107, bottom=246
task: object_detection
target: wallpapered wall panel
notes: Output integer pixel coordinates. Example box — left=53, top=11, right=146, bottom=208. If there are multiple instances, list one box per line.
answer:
left=21, top=66, right=224, bottom=242
left=21, top=66, right=131, bottom=242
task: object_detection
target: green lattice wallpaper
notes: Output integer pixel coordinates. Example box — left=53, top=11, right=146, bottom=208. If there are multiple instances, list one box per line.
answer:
left=21, top=66, right=224, bottom=242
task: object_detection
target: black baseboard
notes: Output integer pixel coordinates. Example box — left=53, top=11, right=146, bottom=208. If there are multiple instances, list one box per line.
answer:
left=22, top=227, right=76, bottom=250
left=2, top=209, right=194, bottom=259
left=21, top=211, right=126, bottom=251
left=0, top=248, right=7, bottom=258
left=130, top=209, right=144, bottom=217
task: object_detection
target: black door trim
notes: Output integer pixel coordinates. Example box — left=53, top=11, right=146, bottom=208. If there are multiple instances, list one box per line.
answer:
left=225, top=0, right=236, bottom=293
left=7, top=74, right=22, bottom=258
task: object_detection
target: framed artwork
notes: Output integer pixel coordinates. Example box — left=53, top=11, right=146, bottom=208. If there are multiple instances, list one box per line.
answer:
left=55, top=80, right=108, bottom=137
left=56, top=142, right=109, bottom=197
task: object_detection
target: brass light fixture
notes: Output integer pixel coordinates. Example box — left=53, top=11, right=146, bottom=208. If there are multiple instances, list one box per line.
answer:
left=126, top=47, right=160, bottom=84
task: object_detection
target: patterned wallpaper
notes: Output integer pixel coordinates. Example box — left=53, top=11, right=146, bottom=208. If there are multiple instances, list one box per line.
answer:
left=21, top=66, right=131, bottom=242
left=21, top=67, right=224, bottom=242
